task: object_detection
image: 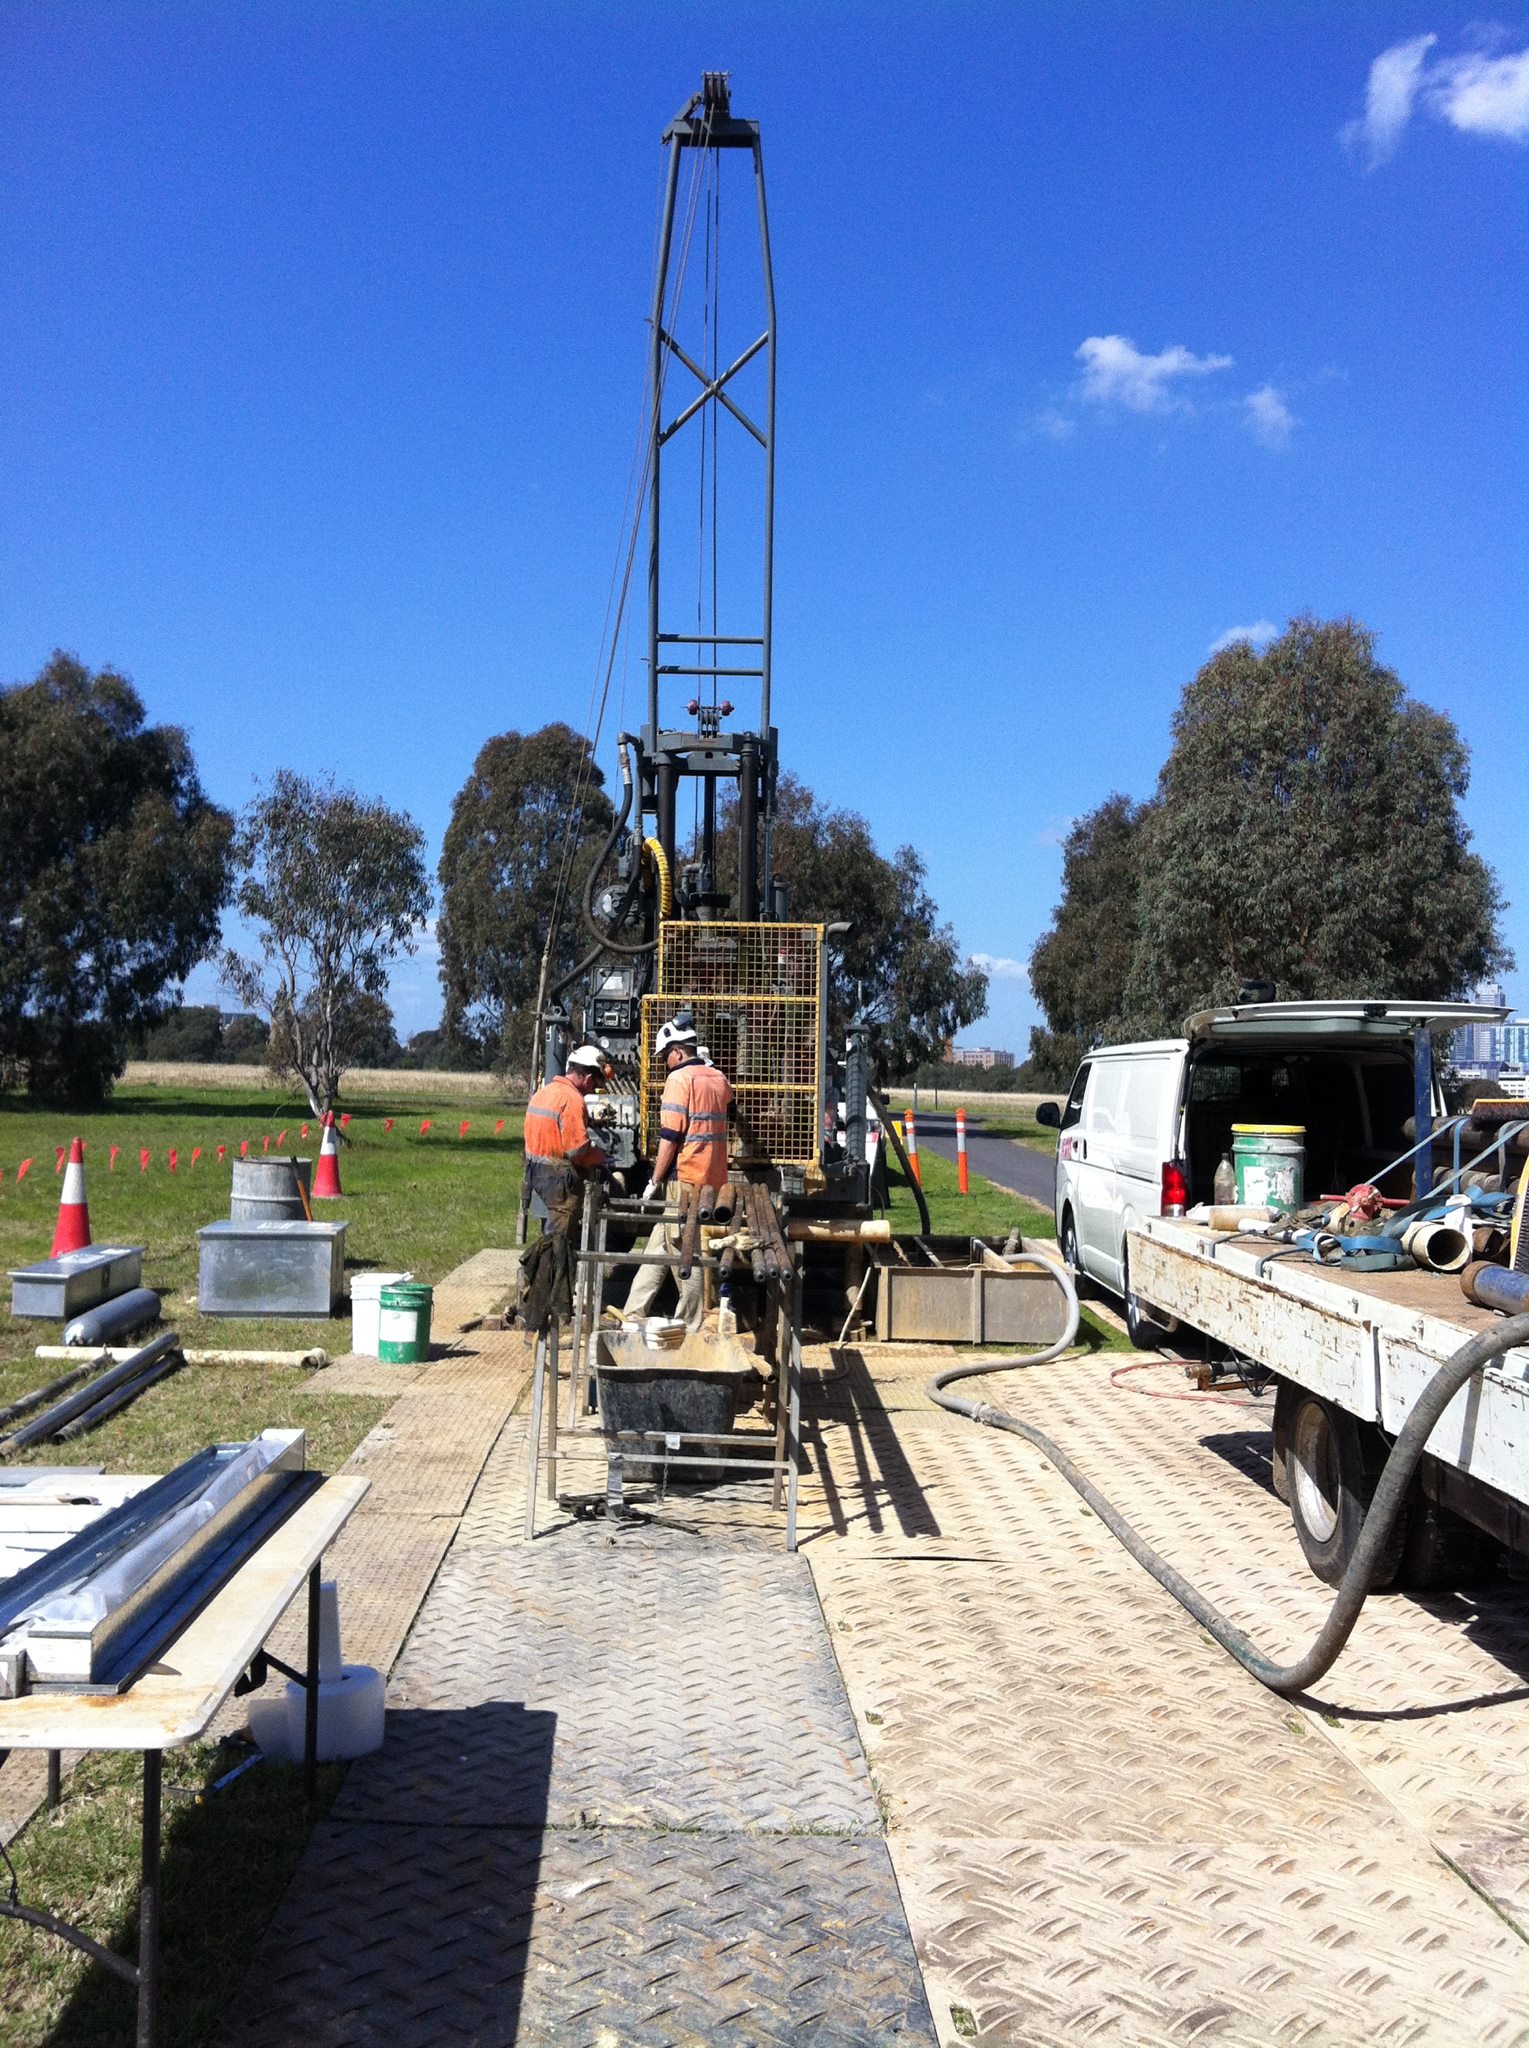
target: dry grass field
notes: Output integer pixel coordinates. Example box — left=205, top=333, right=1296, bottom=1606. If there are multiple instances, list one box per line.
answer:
left=122, top=1061, right=519, bottom=1100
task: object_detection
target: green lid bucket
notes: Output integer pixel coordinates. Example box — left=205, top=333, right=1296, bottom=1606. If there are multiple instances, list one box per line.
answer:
left=378, top=1281, right=433, bottom=1364
left=1231, top=1124, right=1305, bottom=1216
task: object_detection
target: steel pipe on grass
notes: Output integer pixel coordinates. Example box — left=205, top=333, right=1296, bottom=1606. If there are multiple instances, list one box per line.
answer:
left=0, top=1356, right=107, bottom=1432
left=58, top=1354, right=183, bottom=1438
left=2, top=1333, right=181, bottom=1454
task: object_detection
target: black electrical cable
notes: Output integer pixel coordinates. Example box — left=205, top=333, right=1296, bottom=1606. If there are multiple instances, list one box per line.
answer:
left=928, top=1271, right=1529, bottom=1699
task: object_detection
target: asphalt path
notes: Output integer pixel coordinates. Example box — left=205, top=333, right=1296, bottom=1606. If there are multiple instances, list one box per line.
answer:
left=908, top=1110, right=1058, bottom=1210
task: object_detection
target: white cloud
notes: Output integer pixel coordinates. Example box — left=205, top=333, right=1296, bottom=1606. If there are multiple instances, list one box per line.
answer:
left=1345, top=34, right=1529, bottom=165
left=1209, top=620, right=1279, bottom=654
left=1075, top=334, right=1234, bottom=414
left=971, top=952, right=1029, bottom=986
left=1430, top=47, right=1529, bottom=140
left=1343, top=33, right=1437, bottom=166
left=1030, top=406, right=1076, bottom=442
left=1243, top=384, right=1297, bottom=448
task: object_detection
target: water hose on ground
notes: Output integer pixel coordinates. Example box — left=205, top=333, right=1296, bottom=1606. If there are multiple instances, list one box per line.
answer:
left=927, top=1265, right=1529, bottom=1698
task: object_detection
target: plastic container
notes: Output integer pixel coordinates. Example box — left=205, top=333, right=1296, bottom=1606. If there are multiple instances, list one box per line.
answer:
left=377, top=1281, right=433, bottom=1364
left=350, top=1271, right=413, bottom=1358
left=1212, top=1154, right=1237, bottom=1207
left=1232, top=1124, right=1305, bottom=1216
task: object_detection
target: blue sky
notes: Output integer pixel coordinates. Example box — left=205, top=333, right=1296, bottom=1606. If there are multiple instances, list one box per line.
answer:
left=4, top=3, right=1526, bottom=1051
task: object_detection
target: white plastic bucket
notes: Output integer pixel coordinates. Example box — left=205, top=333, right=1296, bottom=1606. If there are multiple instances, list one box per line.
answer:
left=350, top=1271, right=412, bottom=1358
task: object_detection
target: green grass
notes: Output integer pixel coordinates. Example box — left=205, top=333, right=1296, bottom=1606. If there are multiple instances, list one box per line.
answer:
left=0, top=1746, right=348, bottom=2048
left=884, top=1140, right=1057, bottom=1240
left=0, top=1078, right=525, bottom=1463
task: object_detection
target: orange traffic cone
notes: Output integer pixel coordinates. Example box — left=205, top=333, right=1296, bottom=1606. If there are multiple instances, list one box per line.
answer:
left=51, top=1137, right=92, bottom=1256
left=311, top=1112, right=343, bottom=1199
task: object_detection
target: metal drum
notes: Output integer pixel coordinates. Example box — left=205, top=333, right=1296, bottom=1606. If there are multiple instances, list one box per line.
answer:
left=230, top=1156, right=313, bottom=1222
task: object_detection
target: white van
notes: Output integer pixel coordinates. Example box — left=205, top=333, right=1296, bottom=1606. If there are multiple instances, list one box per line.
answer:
left=1036, top=1000, right=1494, bottom=1346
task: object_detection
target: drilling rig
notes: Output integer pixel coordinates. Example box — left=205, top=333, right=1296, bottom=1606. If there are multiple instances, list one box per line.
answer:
left=540, top=73, right=873, bottom=1222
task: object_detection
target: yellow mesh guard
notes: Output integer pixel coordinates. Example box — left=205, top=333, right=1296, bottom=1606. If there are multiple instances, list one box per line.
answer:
left=642, top=921, right=823, bottom=1166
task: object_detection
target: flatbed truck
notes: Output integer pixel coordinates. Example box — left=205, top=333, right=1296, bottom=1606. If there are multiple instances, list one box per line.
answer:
left=1130, top=1214, right=1529, bottom=1587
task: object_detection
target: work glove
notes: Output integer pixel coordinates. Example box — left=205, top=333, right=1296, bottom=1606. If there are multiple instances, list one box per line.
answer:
left=641, top=1180, right=662, bottom=1203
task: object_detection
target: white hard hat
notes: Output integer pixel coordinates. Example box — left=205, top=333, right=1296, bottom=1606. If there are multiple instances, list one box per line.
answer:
left=655, top=1018, right=698, bottom=1057
left=566, top=1043, right=606, bottom=1073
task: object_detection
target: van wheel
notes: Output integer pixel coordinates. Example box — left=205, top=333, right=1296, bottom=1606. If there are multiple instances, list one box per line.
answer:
left=1401, top=1499, right=1492, bottom=1590
left=1060, top=1209, right=1081, bottom=1279
left=1121, top=1249, right=1166, bottom=1350
left=1285, top=1391, right=1406, bottom=1589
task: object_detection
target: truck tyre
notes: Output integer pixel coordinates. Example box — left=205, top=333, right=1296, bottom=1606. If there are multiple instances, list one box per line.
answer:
left=1285, top=1390, right=1406, bottom=1590
left=1121, top=1247, right=1167, bottom=1351
left=1401, top=1498, right=1492, bottom=1590
left=1270, top=1379, right=1293, bottom=1503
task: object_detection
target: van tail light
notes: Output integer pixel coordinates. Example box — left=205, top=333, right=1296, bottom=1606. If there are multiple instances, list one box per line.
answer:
left=1161, top=1160, right=1188, bottom=1216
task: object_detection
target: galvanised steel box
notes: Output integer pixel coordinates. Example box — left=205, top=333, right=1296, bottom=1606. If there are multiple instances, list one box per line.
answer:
left=197, top=1221, right=347, bottom=1318
left=8, top=1246, right=146, bottom=1321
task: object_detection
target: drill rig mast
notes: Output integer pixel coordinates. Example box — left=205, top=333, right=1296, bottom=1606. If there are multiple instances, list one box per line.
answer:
left=547, top=74, right=868, bottom=1213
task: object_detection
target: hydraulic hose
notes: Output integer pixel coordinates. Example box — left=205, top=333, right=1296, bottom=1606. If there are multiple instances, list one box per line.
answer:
left=582, top=736, right=659, bottom=957
left=866, top=1083, right=931, bottom=1235
left=927, top=1268, right=1529, bottom=1698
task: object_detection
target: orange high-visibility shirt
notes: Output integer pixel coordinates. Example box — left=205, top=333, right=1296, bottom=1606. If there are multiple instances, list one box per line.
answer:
left=524, top=1076, right=603, bottom=1166
left=659, top=1059, right=734, bottom=1187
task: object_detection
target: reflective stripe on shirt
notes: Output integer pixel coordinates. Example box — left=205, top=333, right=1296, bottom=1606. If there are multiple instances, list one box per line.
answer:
left=659, top=1059, right=735, bottom=1187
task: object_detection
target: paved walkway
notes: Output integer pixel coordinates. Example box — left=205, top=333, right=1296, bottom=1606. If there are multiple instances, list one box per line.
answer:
left=219, top=1296, right=1529, bottom=2045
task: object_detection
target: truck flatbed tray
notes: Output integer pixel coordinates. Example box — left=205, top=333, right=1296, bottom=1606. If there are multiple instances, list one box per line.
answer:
left=1133, top=1215, right=1529, bottom=1507
left=1145, top=1213, right=1501, bottom=1335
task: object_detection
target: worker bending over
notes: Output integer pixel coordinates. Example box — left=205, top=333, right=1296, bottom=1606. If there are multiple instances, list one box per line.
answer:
left=523, top=1043, right=610, bottom=1237
left=624, top=1020, right=733, bottom=1329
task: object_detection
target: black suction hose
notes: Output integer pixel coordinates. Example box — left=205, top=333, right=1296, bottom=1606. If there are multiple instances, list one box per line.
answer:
left=928, top=1266, right=1529, bottom=1698
left=866, top=1083, right=931, bottom=1235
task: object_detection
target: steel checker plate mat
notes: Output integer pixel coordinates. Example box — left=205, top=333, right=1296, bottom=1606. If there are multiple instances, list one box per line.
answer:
left=335, top=1540, right=881, bottom=1834
left=218, top=1821, right=935, bottom=2047
left=955, top=1354, right=1529, bottom=1922
left=799, top=1351, right=1529, bottom=2043
left=897, top=1836, right=1529, bottom=2048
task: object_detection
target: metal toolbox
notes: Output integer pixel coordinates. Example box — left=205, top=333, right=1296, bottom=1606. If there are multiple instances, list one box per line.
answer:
left=8, top=1246, right=146, bottom=1321
left=873, top=1237, right=1073, bottom=1345
left=197, top=1220, right=347, bottom=1318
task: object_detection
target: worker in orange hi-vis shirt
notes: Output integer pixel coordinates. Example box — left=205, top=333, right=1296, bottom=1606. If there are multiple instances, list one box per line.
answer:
left=523, top=1043, right=610, bottom=1235
left=623, top=1018, right=733, bottom=1329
